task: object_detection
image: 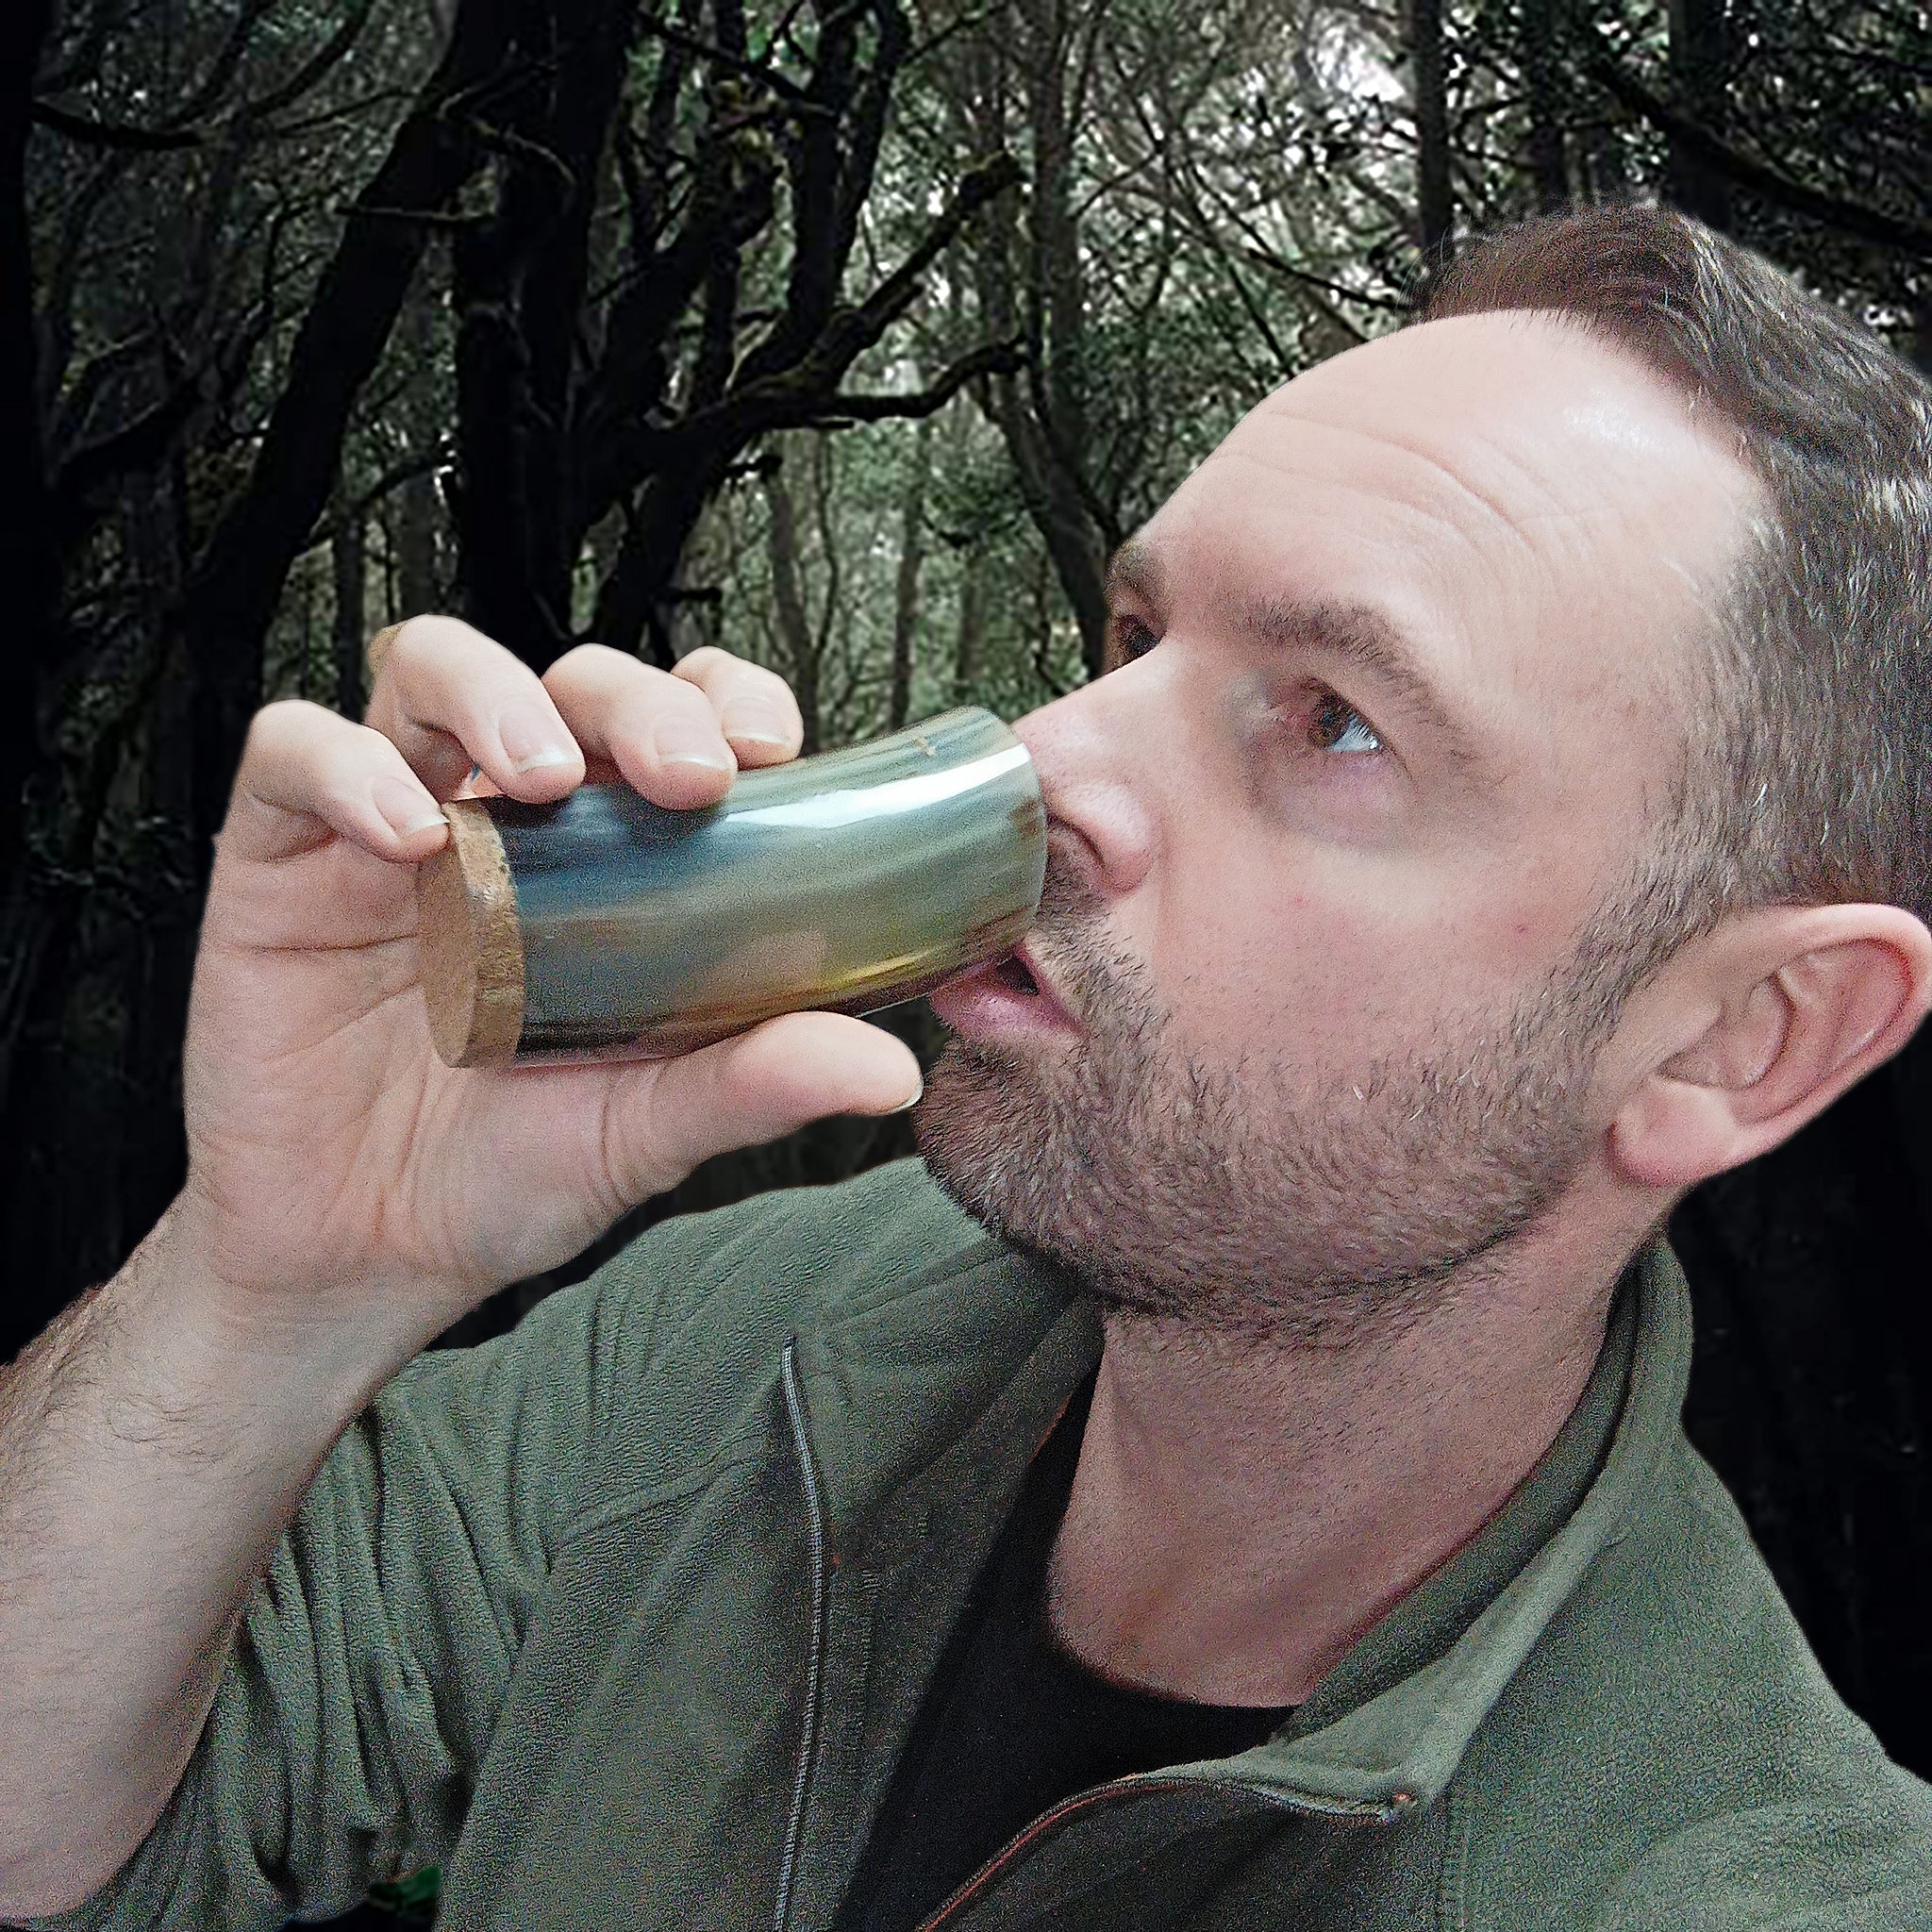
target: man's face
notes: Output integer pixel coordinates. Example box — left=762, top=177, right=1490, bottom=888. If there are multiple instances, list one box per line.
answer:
left=920, top=310, right=1758, bottom=1342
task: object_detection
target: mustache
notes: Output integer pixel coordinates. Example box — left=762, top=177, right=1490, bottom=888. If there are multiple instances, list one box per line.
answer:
left=1025, top=845, right=1159, bottom=1038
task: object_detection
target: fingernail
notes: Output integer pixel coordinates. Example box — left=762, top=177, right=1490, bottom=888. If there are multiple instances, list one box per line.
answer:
left=653, top=715, right=734, bottom=771
left=499, top=705, right=576, bottom=773
left=720, top=700, right=792, bottom=747
left=886, top=1079, right=924, bottom=1115
left=373, top=775, right=447, bottom=838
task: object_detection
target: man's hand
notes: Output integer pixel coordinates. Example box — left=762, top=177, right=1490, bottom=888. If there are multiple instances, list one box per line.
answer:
left=0, top=620, right=919, bottom=1917
left=176, top=619, right=921, bottom=1360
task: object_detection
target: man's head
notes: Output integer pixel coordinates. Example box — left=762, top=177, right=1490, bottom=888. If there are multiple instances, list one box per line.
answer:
left=920, top=205, right=1932, bottom=1345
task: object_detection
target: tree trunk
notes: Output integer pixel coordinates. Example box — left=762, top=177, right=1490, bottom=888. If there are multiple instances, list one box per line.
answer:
left=888, top=412, right=934, bottom=728
left=394, top=271, right=443, bottom=624
left=1409, top=0, right=1454, bottom=267
left=1522, top=0, right=1569, bottom=213
left=1666, top=0, right=1733, bottom=232
left=762, top=451, right=821, bottom=752
left=951, top=546, right=988, bottom=706
left=957, top=20, right=1110, bottom=679
left=333, top=509, right=368, bottom=719
left=0, top=0, right=64, bottom=1111
left=179, top=0, right=517, bottom=864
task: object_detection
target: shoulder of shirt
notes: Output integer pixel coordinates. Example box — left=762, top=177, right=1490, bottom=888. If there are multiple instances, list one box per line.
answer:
left=421, top=1160, right=1064, bottom=1537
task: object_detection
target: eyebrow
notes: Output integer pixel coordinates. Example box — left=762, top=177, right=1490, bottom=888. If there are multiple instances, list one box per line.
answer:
left=1106, top=540, right=1479, bottom=770
left=1244, top=597, right=1478, bottom=766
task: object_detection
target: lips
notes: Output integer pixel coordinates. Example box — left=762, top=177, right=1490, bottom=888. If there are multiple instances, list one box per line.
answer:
left=929, top=937, right=1082, bottom=1041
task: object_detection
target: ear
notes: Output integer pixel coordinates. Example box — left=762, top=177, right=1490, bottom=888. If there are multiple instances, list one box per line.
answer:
left=1609, top=903, right=1932, bottom=1191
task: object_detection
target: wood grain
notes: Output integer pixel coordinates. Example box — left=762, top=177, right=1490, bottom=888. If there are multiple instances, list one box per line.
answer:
left=415, top=799, right=525, bottom=1065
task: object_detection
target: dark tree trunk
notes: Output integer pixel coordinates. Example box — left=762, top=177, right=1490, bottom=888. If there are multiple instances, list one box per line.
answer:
left=972, top=172, right=1110, bottom=678
left=762, top=451, right=822, bottom=752
left=179, top=0, right=518, bottom=862
left=0, top=0, right=65, bottom=1088
left=450, top=1, right=639, bottom=667
left=1409, top=0, right=1454, bottom=266
left=888, top=412, right=933, bottom=729
left=1666, top=0, right=1733, bottom=231
left=951, top=548, right=987, bottom=706
left=394, top=275, right=443, bottom=624
left=1522, top=0, right=1569, bottom=213
left=333, top=509, right=368, bottom=719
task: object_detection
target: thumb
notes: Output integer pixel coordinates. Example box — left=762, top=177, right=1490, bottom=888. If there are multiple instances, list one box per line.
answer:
left=596, top=1012, right=924, bottom=1204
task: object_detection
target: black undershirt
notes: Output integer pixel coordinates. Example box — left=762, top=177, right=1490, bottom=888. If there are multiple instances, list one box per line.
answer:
left=834, top=1378, right=1295, bottom=1932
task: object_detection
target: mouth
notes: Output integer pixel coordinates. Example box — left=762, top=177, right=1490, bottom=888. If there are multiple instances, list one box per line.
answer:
left=929, top=938, right=1081, bottom=1041
left=991, top=949, right=1042, bottom=996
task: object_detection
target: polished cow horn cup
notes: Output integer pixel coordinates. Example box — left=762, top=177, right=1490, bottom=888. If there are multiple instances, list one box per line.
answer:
left=414, top=707, right=1047, bottom=1067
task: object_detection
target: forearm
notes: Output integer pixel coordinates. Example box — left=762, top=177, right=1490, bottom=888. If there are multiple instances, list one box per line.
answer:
left=0, top=1203, right=394, bottom=1918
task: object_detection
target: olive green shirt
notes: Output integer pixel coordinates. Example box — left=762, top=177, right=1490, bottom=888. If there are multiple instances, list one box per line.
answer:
left=46, top=1160, right=1932, bottom=1929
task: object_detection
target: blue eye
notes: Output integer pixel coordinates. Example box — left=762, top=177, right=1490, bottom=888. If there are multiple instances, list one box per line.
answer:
left=1111, top=617, right=1158, bottom=664
left=1309, top=692, right=1382, bottom=754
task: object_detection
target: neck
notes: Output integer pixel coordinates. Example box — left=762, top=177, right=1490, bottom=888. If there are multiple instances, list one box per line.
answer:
left=1044, top=1214, right=1634, bottom=1707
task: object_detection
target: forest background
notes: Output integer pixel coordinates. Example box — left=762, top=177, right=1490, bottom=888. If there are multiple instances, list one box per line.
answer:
left=6, top=0, right=1932, bottom=1901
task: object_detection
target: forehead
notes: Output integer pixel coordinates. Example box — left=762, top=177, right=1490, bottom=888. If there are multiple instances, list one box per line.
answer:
left=1135, top=311, right=1757, bottom=799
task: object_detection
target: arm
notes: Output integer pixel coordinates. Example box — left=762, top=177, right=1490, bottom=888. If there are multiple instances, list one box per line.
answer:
left=0, top=1213, right=390, bottom=1916
left=0, top=625, right=921, bottom=1920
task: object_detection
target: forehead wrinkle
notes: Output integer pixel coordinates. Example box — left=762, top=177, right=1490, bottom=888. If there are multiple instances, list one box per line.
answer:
left=1248, top=406, right=1582, bottom=563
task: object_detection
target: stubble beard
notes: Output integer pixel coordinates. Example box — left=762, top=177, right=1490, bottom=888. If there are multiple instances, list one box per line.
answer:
left=915, top=858, right=1616, bottom=1350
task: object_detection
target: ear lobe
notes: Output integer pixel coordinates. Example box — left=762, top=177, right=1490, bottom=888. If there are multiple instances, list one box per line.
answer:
left=1610, top=911, right=1932, bottom=1193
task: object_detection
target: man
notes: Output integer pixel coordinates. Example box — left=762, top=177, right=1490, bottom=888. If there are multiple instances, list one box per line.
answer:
left=3, top=203, right=1930, bottom=1931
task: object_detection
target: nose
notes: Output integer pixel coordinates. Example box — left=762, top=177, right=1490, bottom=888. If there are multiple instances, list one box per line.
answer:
left=1011, top=672, right=1159, bottom=902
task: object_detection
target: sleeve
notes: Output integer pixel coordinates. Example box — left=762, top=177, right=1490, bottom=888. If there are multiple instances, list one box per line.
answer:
left=31, top=1263, right=631, bottom=1932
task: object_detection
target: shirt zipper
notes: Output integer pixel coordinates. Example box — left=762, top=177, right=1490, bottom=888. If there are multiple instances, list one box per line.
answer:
left=913, top=1773, right=1407, bottom=1930
left=774, top=1338, right=831, bottom=1932
left=774, top=1338, right=1407, bottom=1932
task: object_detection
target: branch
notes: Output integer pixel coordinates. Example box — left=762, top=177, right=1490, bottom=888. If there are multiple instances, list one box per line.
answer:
left=50, top=375, right=204, bottom=532
left=32, top=0, right=378, bottom=153
left=29, top=99, right=203, bottom=150
left=833, top=152, right=1024, bottom=346
left=785, top=336, right=1025, bottom=424
left=633, top=13, right=817, bottom=108
left=1590, top=58, right=1932, bottom=256
left=302, top=451, right=445, bottom=552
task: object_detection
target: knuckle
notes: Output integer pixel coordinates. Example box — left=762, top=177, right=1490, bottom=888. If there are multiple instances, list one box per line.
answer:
left=351, top=718, right=406, bottom=767
left=546, top=641, right=624, bottom=685
left=675, top=644, right=731, bottom=677
left=245, top=698, right=317, bottom=757
left=373, top=613, right=434, bottom=676
left=658, top=674, right=718, bottom=716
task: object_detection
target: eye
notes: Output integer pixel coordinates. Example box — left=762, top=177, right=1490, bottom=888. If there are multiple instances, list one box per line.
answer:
left=1109, top=615, right=1158, bottom=665
left=1307, top=691, right=1383, bottom=755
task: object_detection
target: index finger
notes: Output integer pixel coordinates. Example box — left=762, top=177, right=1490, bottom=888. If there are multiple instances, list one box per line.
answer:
left=363, top=614, right=587, bottom=803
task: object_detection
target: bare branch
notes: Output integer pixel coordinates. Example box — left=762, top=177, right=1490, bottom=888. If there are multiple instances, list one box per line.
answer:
left=1590, top=58, right=1932, bottom=255
left=796, top=336, right=1025, bottom=424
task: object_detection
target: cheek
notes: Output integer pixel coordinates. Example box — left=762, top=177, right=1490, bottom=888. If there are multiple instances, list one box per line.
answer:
left=1138, top=847, right=1414, bottom=1056
left=1131, top=833, right=1576, bottom=1065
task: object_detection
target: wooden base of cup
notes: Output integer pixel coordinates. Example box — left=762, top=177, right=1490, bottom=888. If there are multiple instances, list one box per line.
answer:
left=415, top=800, right=526, bottom=1067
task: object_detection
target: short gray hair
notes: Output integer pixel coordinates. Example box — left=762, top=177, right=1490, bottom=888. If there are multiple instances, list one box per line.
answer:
left=1423, top=204, right=1932, bottom=1011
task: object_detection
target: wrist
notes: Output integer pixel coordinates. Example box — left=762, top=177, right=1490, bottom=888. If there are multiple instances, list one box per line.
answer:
left=110, top=1197, right=428, bottom=1444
